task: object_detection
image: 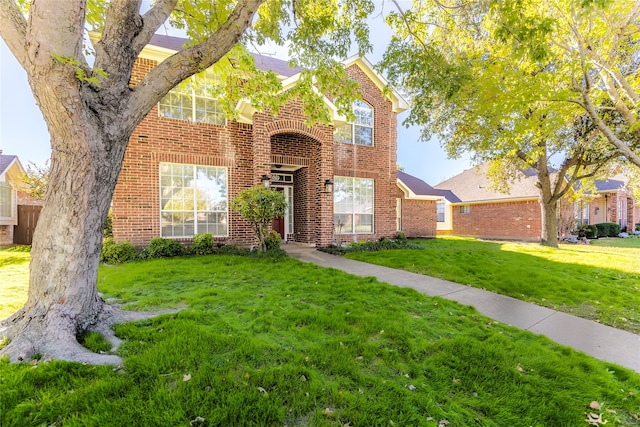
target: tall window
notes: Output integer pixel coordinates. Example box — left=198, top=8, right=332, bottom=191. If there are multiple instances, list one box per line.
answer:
left=334, top=100, right=374, bottom=146
left=160, top=163, right=228, bottom=238
left=0, top=183, right=13, bottom=218
left=436, top=201, right=445, bottom=222
left=334, top=177, right=374, bottom=234
left=396, top=198, right=402, bottom=231
left=158, top=74, right=225, bottom=125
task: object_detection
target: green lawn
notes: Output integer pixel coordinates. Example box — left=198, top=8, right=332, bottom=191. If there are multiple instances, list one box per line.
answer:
left=345, top=236, right=640, bottom=334
left=1, top=251, right=639, bottom=426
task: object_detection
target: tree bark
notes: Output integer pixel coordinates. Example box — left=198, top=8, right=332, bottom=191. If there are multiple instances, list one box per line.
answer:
left=539, top=196, right=559, bottom=248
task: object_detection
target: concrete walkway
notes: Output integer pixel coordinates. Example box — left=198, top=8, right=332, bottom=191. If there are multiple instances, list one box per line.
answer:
left=283, top=244, right=640, bottom=373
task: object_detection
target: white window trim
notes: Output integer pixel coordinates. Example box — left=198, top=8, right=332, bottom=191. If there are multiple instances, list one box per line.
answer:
left=334, top=100, right=374, bottom=146
left=333, top=176, right=375, bottom=234
left=159, top=163, right=229, bottom=238
left=0, top=183, right=17, bottom=225
left=158, top=74, right=226, bottom=126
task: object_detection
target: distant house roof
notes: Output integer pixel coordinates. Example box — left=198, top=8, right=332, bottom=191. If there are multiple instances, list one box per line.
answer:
left=148, top=34, right=302, bottom=77
left=594, top=177, right=626, bottom=193
left=396, top=170, right=451, bottom=200
left=0, top=151, right=25, bottom=187
left=434, top=163, right=540, bottom=204
left=0, top=153, right=17, bottom=176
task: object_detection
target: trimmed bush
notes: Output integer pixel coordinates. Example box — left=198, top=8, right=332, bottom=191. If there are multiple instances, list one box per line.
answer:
left=191, top=233, right=215, bottom=255
left=101, top=238, right=137, bottom=264
left=144, top=237, right=186, bottom=258
left=576, top=224, right=597, bottom=239
left=595, top=222, right=621, bottom=237
left=264, top=230, right=282, bottom=251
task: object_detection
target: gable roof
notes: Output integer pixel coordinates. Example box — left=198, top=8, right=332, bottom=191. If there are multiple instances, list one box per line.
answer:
left=0, top=153, right=17, bottom=176
left=396, top=170, right=449, bottom=200
left=434, top=163, right=540, bottom=204
left=594, top=177, right=626, bottom=193
left=0, top=151, right=26, bottom=187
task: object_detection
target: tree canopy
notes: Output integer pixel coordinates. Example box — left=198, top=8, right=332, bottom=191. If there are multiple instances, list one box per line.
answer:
left=381, top=0, right=639, bottom=167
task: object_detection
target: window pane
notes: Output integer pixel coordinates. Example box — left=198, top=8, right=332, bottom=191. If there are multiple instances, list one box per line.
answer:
left=353, top=100, right=373, bottom=126
left=354, top=125, right=372, bottom=146
left=334, top=214, right=353, bottom=234
left=160, top=163, right=228, bottom=238
left=0, top=184, right=12, bottom=217
left=333, top=177, right=374, bottom=234
left=355, top=214, right=373, bottom=233
left=334, top=124, right=353, bottom=143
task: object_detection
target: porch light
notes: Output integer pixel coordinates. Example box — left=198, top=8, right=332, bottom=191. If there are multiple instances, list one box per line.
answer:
left=323, top=179, right=334, bottom=193
left=261, top=174, right=271, bottom=189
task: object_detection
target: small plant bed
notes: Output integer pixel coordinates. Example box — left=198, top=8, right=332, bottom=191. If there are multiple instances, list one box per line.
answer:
left=100, top=234, right=286, bottom=265
left=344, top=236, right=640, bottom=334
left=320, top=234, right=424, bottom=255
left=1, top=254, right=639, bottom=426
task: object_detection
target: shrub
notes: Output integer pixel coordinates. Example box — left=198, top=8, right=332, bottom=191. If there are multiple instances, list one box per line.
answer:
left=101, top=238, right=137, bottom=264
left=144, top=237, right=186, bottom=258
left=576, top=224, right=597, bottom=239
left=191, top=233, right=214, bottom=255
left=264, top=230, right=282, bottom=251
left=394, top=231, right=407, bottom=242
left=320, top=236, right=423, bottom=255
left=103, top=209, right=113, bottom=238
left=635, top=223, right=640, bottom=232
left=595, top=222, right=621, bottom=237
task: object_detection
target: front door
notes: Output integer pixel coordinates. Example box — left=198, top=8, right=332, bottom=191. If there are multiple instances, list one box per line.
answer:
left=272, top=187, right=285, bottom=239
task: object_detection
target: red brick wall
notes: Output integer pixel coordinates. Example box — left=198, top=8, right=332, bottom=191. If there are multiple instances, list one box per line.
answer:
left=332, top=65, right=398, bottom=243
left=114, top=58, right=258, bottom=247
left=451, top=200, right=541, bottom=241
left=0, top=225, right=12, bottom=246
left=112, top=58, right=400, bottom=248
left=397, top=188, right=436, bottom=238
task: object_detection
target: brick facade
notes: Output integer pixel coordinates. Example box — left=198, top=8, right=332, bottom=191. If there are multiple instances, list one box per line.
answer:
left=451, top=200, right=542, bottom=241
left=581, top=190, right=638, bottom=231
left=112, top=58, right=403, bottom=248
left=397, top=193, right=437, bottom=238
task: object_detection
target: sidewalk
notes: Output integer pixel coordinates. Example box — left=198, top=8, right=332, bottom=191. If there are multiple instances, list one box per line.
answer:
left=283, top=244, right=640, bottom=373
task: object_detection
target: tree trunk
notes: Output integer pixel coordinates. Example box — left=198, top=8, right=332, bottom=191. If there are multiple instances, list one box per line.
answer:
left=539, top=198, right=559, bottom=248
left=0, top=100, right=160, bottom=364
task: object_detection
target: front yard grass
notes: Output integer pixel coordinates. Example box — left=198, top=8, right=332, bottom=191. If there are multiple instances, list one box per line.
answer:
left=1, top=252, right=639, bottom=426
left=345, top=236, right=640, bottom=334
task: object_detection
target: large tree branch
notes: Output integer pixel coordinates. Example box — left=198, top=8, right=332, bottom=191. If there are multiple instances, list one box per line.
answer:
left=0, top=0, right=28, bottom=68
left=133, top=0, right=179, bottom=54
left=124, top=0, right=264, bottom=127
left=94, top=0, right=144, bottom=82
left=581, top=83, right=640, bottom=167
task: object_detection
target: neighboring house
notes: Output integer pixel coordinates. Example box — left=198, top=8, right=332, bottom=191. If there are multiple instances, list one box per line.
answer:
left=574, top=175, right=638, bottom=232
left=0, top=151, right=25, bottom=245
left=395, top=170, right=443, bottom=238
left=433, top=164, right=555, bottom=241
left=111, top=34, right=412, bottom=248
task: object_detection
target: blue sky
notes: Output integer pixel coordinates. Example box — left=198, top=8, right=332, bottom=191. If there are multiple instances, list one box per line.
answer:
left=0, top=12, right=471, bottom=185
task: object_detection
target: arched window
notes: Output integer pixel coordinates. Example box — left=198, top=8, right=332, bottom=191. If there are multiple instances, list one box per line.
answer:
left=334, top=100, right=373, bottom=146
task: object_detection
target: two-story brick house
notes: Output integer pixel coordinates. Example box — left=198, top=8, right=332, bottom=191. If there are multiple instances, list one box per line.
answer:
left=111, top=34, right=422, bottom=248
